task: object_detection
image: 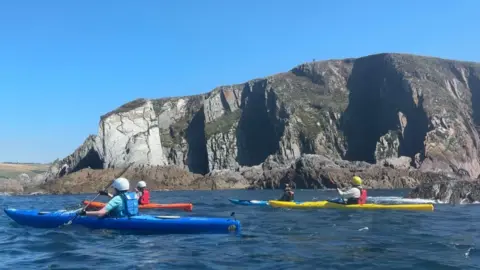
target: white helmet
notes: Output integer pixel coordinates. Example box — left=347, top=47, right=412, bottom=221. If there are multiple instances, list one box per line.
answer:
left=137, top=181, right=147, bottom=188
left=112, top=177, right=130, bottom=191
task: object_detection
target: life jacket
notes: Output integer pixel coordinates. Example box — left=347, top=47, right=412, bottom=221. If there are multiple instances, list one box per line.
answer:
left=288, top=190, right=294, bottom=199
left=120, top=191, right=139, bottom=217
left=346, top=187, right=367, bottom=205
left=139, top=189, right=150, bottom=205
left=280, top=189, right=294, bottom=201
left=358, top=188, right=367, bottom=204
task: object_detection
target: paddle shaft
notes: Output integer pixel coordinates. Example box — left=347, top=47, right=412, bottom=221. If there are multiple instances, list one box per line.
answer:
left=82, top=163, right=133, bottom=211
left=81, top=178, right=117, bottom=211
left=327, top=172, right=346, bottom=204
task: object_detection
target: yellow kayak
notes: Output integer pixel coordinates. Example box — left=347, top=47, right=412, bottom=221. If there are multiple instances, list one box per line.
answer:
left=268, top=200, right=434, bottom=211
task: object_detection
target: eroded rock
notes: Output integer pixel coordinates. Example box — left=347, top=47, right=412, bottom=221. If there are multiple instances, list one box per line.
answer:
left=39, top=53, right=480, bottom=194
left=407, top=179, right=480, bottom=204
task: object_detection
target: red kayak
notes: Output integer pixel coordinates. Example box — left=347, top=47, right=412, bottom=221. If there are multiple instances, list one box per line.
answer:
left=82, top=200, right=193, bottom=212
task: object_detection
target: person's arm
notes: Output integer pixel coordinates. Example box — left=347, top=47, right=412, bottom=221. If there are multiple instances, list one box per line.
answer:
left=84, top=206, right=109, bottom=217
left=84, top=196, right=120, bottom=217
left=337, top=188, right=358, bottom=199
left=98, top=190, right=113, bottom=198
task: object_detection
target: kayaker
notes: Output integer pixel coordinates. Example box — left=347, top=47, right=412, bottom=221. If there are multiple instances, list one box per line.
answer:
left=136, top=181, right=150, bottom=205
left=278, top=184, right=295, bottom=201
left=79, top=177, right=139, bottom=218
left=98, top=180, right=150, bottom=205
left=336, top=176, right=367, bottom=205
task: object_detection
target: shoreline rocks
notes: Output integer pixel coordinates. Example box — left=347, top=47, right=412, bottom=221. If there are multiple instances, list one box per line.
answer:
left=11, top=154, right=457, bottom=197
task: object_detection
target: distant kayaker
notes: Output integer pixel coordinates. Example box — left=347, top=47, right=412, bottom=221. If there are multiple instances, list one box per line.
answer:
left=136, top=181, right=150, bottom=205
left=78, top=177, right=139, bottom=218
left=278, top=184, right=295, bottom=201
left=336, top=176, right=367, bottom=205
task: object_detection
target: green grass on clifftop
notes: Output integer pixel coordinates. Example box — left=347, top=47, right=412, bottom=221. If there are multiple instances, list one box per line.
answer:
left=0, top=163, right=49, bottom=179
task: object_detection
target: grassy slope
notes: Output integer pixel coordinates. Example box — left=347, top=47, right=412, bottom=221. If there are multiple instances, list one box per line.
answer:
left=0, top=163, right=50, bottom=179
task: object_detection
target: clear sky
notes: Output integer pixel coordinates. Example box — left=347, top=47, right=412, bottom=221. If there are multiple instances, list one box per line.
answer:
left=0, top=0, right=479, bottom=163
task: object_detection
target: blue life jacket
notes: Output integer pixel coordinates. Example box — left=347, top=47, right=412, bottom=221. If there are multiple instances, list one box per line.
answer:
left=120, top=191, right=139, bottom=217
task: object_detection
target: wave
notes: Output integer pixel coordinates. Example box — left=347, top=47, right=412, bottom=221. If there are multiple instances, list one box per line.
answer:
left=368, top=196, right=443, bottom=204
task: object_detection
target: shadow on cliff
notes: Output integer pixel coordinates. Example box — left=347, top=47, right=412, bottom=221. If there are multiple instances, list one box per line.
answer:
left=69, top=148, right=104, bottom=174
left=469, top=70, right=480, bottom=132
left=186, top=107, right=209, bottom=174
left=340, top=54, right=429, bottom=164
left=236, top=80, right=286, bottom=166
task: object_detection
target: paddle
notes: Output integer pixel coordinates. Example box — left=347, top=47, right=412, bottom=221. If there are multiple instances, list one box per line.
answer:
left=63, top=163, right=133, bottom=226
left=327, top=172, right=346, bottom=204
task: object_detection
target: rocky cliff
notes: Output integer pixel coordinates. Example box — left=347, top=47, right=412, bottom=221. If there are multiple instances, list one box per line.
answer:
left=42, top=53, right=480, bottom=190
left=407, top=179, right=480, bottom=204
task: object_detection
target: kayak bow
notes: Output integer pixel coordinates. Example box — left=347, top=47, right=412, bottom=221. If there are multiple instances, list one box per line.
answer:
left=268, top=200, right=434, bottom=211
left=83, top=200, right=193, bottom=212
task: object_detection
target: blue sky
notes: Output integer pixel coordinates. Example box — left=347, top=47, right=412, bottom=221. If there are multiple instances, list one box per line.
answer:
left=0, top=0, right=479, bottom=163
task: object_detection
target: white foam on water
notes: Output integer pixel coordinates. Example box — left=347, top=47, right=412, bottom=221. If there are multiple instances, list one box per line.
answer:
left=371, top=196, right=480, bottom=205
left=458, top=199, right=480, bottom=205
left=465, top=247, right=474, bottom=258
left=368, top=196, right=442, bottom=204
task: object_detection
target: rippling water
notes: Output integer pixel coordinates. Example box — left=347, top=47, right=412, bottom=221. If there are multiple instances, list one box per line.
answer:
left=1, top=189, right=479, bottom=269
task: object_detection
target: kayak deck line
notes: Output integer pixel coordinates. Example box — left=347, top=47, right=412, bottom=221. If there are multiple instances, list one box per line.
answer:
left=3, top=208, right=241, bottom=235
left=268, top=200, right=435, bottom=211
left=155, top=216, right=181, bottom=219
left=83, top=200, right=193, bottom=212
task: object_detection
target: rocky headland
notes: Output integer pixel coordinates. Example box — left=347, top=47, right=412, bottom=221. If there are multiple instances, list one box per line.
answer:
left=7, top=53, right=480, bottom=203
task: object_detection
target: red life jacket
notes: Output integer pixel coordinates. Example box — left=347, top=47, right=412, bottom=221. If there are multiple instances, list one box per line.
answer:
left=139, top=189, right=150, bottom=205
left=346, top=187, right=367, bottom=205
left=358, top=188, right=367, bottom=205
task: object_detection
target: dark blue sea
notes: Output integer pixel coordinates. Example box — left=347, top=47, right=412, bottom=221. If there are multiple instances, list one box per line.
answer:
left=1, top=189, right=479, bottom=270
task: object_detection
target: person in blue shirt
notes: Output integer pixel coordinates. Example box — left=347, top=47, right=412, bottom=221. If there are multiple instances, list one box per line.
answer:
left=79, top=177, right=139, bottom=218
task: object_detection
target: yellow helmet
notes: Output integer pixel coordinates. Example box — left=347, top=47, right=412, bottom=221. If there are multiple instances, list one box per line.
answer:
left=352, top=176, right=362, bottom=186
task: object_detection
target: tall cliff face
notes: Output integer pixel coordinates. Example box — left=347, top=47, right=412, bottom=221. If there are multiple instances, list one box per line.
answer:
left=45, top=53, right=480, bottom=180
left=99, top=99, right=168, bottom=168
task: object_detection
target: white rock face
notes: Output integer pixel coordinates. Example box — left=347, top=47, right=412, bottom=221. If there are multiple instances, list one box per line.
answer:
left=99, top=100, right=167, bottom=168
left=157, top=99, right=188, bottom=130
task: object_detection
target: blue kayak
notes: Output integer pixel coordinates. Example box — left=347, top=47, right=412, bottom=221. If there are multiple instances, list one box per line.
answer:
left=4, top=208, right=241, bottom=235
left=228, top=199, right=269, bottom=206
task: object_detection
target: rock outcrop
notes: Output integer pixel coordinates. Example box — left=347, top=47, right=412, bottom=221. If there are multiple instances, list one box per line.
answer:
left=37, top=165, right=251, bottom=194
left=1, top=179, right=24, bottom=193
left=245, top=154, right=452, bottom=190
left=32, top=153, right=454, bottom=195
left=100, top=99, right=168, bottom=168
left=43, top=135, right=102, bottom=182
left=407, top=179, right=480, bottom=204
left=0, top=163, right=49, bottom=193
left=40, top=53, right=480, bottom=192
